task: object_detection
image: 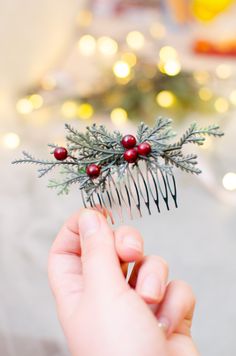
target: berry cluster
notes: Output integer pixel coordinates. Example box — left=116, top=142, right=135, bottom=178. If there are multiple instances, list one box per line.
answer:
left=53, top=134, right=151, bottom=179
left=121, top=134, right=151, bottom=163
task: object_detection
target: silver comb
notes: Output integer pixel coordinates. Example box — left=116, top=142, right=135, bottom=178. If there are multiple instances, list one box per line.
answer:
left=12, top=118, right=224, bottom=223
left=81, top=162, right=178, bottom=223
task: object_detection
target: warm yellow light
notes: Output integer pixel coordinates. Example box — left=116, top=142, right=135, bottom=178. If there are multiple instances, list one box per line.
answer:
left=2, top=132, right=20, bottom=149
left=61, top=101, right=78, bottom=118
left=159, top=46, right=177, bottom=61
left=121, top=52, right=137, bottom=67
left=113, top=61, right=130, bottom=78
left=116, top=76, right=132, bottom=85
left=97, top=36, right=118, bottom=56
left=161, top=59, right=181, bottom=76
left=110, top=108, right=128, bottom=126
left=77, top=103, right=94, bottom=120
left=29, top=94, right=43, bottom=109
left=216, top=64, right=232, bottom=79
left=41, top=76, right=56, bottom=91
left=214, top=97, right=229, bottom=113
left=16, top=98, right=33, bottom=114
left=150, top=23, right=166, bottom=39
left=126, top=31, right=145, bottom=50
left=198, top=87, right=213, bottom=101
left=156, top=91, right=176, bottom=108
left=76, top=10, right=93, bottom=27
left=78, top=35, right=96, bottom=56
left=229, top=90, right=236, bottom=105
left=193, top=71, right=210, bottom=84
left=222, top=172, right=236, bottom=191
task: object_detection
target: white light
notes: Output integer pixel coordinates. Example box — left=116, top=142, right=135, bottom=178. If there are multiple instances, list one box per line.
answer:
left=229, top=90, right=236, bottom=105
left=113, top=61, right=130, bottom=78
left=2, top=132, right=20, bottom=149
left=159, top=46, right=178, bottom=61
left=78, top=35, right=96, bottom=56
left=97, top=36, right=118, bottom=56
left=16, top=98, right=33, bottom=114
left=216, top=64, right=232, bottom=79
left=110, top=108, right=128, bottom=126
left=126, top=31, right=145, bottom=50
left=163, top=59, right=181, bottom=76
left=222, top=172, right=236, bottom=191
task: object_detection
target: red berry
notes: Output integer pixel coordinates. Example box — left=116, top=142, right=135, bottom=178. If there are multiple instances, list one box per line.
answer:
left=137, top=142, right=152, bottom=156
left=123, top=148, right=138, bottom=163
left=54, top=147, right=68, bottom=161
left=86, top=164, right=101, bottom=178
left=121, top=134, right=136, bottom=149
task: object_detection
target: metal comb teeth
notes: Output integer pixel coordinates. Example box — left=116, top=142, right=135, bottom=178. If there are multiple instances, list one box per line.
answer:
left=81, top=161, right=178, bottom=223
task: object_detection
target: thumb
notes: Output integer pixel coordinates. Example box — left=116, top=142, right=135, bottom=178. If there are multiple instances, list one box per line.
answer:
left=78, top=209, right=127, bottom=295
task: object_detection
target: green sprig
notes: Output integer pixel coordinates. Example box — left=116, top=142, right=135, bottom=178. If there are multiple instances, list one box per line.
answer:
left=12, top=118, right=224, bottom=197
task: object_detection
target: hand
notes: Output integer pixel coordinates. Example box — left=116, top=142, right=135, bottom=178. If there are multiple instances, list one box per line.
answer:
left=48, top=209, right=199, bottom=356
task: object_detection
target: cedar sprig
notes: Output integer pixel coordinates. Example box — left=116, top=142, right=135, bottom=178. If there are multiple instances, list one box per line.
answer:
left=12, top=118, right=224, bottom=197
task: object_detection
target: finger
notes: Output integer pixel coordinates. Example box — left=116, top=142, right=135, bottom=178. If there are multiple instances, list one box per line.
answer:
left=129, top=256, right=169, bottom=304
left=78, top=209, right=127, bottom=295
left=156, top=280, right=196, bottom=336
left=92, top=205, right=114, bottom=224
left=48, top=211, right=83, bottom=314
left=114, top=225, right=144, bottom=263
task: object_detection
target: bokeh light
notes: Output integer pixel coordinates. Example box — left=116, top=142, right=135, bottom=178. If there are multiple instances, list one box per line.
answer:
left=198, top=87, right=213, bottom=101
left=159, top=46, right=178, bottom=61
left=2, top=132, right=20, bottom=149
left=29, top=94, right=43, bottom=109
left=222, top=172, right=236, bottom=191
left=162, top=59, right=181, bottom=76
left=126, top=31, right=145, bottom=50
left=16, top=98, right=33, bottom=114
left=229, top=90, right=236, bottom=105
left=110, top=108, right=128, bottom=126
left=214, top=97, right=229, bottom=113
left=61, top=101, right=78, bottom=118
left=158, top=47, right=181, bottom=76
left=113, top=61, right=130, bottom=78
left=216, top=64, right=232, bottom=79
left=78, top=35, right=96, bottom=56
left=77, top=103, right=94, bottom=120
left=121, top=52, right=137, bottom=67
left=97, top=36, right=118, bottom=56
left=156, top=91, right=176, bottom=108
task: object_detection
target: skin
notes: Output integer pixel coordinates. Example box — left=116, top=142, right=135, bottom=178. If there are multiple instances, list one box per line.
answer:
left=48, top=209, right=199, bottom=356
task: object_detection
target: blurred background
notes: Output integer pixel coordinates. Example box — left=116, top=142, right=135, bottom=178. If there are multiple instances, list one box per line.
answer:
left=0, top=0, right=236, bottom=355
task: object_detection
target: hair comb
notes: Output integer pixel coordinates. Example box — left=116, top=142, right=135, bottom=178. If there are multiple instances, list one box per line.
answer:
left=12, top=118, right=223, bottom=222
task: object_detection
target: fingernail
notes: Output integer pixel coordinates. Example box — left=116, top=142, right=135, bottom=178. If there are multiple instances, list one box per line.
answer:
left=140, top=273, right=162, bottom=300
left=157, top=317, right=169, bottom=333
left=123, top=235, right=142, bottom=252
left=79, top=210, right=100, bottom=239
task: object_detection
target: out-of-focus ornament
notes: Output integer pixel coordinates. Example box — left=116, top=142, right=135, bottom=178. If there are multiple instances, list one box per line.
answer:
left=192, top=0, right=234, bottom=21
